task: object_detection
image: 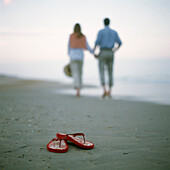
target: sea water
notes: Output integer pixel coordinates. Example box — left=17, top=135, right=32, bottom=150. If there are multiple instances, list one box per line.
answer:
left=0, top=58, right=170, bottom=105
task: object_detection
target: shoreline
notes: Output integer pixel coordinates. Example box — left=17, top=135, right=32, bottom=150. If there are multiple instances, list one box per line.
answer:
left=1, top=74, right=169, bottom=106
left=0, top=75, right=170, bottom=169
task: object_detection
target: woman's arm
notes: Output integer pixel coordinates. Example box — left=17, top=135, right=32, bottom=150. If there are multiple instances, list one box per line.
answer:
left=86, top=40, right=94, bottom=54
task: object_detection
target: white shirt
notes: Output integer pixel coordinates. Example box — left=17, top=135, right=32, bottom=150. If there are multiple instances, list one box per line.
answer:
left=68, top=38, right=94, bottom=61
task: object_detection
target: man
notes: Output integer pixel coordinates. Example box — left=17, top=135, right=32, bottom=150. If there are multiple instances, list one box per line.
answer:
left=94, top=18, right=122, bottom=98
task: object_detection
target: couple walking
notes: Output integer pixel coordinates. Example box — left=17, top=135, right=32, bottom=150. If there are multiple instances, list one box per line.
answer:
left=68, top=18, right=122, bottom=97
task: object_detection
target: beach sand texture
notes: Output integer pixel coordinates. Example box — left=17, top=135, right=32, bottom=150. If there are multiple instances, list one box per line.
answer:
left=0, top=76, right=170, bottom=170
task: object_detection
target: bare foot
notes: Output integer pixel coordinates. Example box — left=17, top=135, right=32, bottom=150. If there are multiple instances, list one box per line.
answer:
left=76, top=89, right=80, bottom=97
left=102, top=92, right=107, bottom=98
left=107, top=91, right=111, bottom=98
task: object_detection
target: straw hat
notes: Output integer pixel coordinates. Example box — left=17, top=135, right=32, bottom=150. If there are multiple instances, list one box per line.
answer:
left=64, top=63, right=72, bottom=77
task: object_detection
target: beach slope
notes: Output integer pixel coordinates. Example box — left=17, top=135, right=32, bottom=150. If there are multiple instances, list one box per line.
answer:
left=0, top=76, right=170, bottom=170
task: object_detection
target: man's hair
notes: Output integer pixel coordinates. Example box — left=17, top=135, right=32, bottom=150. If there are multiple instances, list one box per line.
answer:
left=104, top=18, right=110, bottom=26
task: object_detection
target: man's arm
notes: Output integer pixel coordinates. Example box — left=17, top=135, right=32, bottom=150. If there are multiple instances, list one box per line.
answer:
left=113, top=44, right=121, bottom=52
left=93, top=31, right=101, bottom=59
left=113, top=32, right=122, bottom=52
left=93, top=45, right=99, bottom=58
left=94, top=31, right=101, bottom=52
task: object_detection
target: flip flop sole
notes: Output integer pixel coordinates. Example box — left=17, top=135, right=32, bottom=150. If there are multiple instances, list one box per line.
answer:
left=47, top=138, right=68, bottom=153
left=67, top=136, right=94, bottom=149
left=57, top=133, right=94, bottom=149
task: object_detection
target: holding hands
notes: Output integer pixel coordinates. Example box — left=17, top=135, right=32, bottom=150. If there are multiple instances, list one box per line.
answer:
left=93, top=46, right=99, bottom=59
left=94, top=54, right=99, bottom=59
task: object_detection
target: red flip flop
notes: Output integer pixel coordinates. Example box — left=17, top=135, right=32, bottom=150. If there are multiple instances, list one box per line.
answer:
left=47, top=137, right=68, bottom=153
left=57, top=133, right=94, bottom=149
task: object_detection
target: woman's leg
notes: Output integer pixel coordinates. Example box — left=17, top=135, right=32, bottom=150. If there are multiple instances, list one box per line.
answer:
left=76, top=60, right=83, bottom=97
left=70, top=60, right=83, bottom=97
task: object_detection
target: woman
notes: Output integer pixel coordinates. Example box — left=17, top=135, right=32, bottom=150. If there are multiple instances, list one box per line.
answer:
left=68, top=23, right=94, bottom=97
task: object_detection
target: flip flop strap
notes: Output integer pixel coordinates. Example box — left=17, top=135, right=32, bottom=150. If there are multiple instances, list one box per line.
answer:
left=52, top=138, right=62, bottom=147
left=52, top=138, right=58, bottom=141
left=67, top=133, right=85, bottom=143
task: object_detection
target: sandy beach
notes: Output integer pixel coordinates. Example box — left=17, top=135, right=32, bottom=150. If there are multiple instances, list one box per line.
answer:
left=0, top=76, right=170, bottom=170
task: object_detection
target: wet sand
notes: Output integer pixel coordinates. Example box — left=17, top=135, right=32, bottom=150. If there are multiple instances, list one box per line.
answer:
left=0, top=76, right=170, bottom=170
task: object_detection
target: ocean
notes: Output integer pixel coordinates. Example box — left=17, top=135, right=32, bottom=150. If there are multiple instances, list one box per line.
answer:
left=0, top=57, right=170, bottom=105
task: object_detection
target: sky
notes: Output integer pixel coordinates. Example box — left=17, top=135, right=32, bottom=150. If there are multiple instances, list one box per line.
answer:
left=0, top=0, right=170, bottom=62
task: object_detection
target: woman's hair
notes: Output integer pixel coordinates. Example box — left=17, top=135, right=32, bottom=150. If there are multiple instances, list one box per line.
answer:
left=73, top=23, right=84, bottom=38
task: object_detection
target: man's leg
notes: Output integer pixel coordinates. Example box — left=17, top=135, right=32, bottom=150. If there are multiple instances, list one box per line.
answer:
left=99, top=59, right=107, bottom=97
left=107, top=57, right=114, bottom=97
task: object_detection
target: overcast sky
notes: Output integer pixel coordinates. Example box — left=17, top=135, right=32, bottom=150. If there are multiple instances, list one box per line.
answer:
left=0, top=0, right=170, bottom=62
